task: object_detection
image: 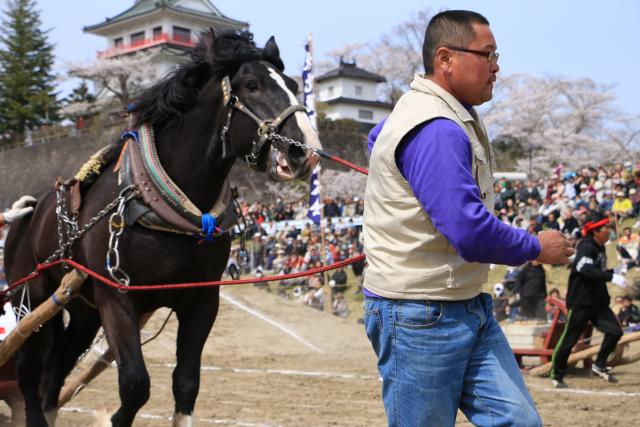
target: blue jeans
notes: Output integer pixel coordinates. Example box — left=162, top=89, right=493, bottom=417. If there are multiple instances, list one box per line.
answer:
left=364, top=293, right=541, bottom=427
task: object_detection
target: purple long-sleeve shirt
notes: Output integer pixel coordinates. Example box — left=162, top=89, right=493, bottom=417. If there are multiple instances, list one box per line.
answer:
left=367, top=117, right=541, bottom=266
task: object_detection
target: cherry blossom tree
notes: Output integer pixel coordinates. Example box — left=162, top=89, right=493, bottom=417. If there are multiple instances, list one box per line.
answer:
left=482, top=74, right=640, bottom=173
left=66, top=51, right=161, bottom=108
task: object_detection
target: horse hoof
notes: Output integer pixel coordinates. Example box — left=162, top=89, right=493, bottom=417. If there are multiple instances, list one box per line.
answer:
left=172, top=412, right=193, bottom=427
left=91, top=409, right=113, bottom=427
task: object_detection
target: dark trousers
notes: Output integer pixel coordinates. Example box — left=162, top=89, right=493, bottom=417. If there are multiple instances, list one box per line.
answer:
left=520, top=297, right=546, bottom=320
left=551, top=305, right=623, bottom=380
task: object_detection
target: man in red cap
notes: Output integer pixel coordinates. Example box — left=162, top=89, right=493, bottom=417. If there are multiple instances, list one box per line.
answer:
left=550, top=211, right=626, bottom=388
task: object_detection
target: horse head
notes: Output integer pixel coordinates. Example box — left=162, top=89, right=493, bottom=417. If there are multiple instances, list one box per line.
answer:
left=204, top=31, right=321, bottom=181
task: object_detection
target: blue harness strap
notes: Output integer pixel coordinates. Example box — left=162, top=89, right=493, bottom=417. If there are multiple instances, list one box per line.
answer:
left=51, top=293, right=63, bottom=306
left=201, top=213, right=218, bottom=241
left=120, top=129, right=139, bottom=144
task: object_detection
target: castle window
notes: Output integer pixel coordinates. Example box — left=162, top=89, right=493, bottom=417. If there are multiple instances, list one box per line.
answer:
left=173, top=26, right=191, bottom=43
left=358, top=109, right=373, bottom=120
left=130, top=31, right=145, bottom=46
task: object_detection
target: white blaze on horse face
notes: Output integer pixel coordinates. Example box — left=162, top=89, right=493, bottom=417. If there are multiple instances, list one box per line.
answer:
left=266, top=66, right=322, bottom=154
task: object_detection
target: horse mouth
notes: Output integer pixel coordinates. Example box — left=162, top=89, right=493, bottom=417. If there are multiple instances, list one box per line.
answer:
left=275, top=150, right=293, bottom=179
left=269, top=148, right=294, bottom=181
left=267, top=147, right=319, bottom=181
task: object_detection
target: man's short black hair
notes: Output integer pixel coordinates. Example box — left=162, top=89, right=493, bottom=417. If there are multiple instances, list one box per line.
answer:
left=422, top=10, right=490, bottom=75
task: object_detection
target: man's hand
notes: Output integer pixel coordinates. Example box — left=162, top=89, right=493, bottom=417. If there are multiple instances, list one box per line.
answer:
left=2, top=195, right=37, bottom=224
left=611, top=274, right=627, bottom=288
left=535, top=230, right=575, bottom=265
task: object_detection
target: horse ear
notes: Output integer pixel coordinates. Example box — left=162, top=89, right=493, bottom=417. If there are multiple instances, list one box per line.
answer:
left=263, top=36, right=285, bottom=71
left=199, top=28, right=217, bottom=65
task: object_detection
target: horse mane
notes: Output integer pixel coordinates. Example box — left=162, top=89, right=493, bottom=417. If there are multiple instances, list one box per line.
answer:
left=133, top=30, right=280, bottom=130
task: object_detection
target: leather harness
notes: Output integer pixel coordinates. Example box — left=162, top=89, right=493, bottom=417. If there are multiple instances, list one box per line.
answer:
left=117, top=73, right=307, bottom=238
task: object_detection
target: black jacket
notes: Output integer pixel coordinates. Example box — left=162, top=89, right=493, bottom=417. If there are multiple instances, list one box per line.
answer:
left=566, top=235, right=613, bottom=309
left=515, top=263, right=547, bottom=299
left=561, top=217, right=580, bottom=237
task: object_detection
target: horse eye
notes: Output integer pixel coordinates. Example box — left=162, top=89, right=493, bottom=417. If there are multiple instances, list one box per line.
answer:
left=245, top=80, right=259, bottom=92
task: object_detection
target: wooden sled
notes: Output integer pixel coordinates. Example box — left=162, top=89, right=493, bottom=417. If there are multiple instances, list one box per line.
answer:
left=509, top=297, right=640, bottom=375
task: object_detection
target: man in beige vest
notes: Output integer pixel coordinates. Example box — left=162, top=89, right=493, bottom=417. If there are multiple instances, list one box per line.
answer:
left=362, top=10, right=574, bottom=427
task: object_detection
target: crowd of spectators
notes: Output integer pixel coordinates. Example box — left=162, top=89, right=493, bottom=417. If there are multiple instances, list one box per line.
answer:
left=226, top=162, right=640, bottom=320
left=225, top=195, right=366, bottom=318
left=492, top=161, right=640, bottom=323
left=236, top=196, right=364, bottom=232
left=494, top=162, right=640, bottom=238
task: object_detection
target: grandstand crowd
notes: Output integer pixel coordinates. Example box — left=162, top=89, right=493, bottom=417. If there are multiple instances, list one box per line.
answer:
left=230, top=161, right=640, bottom=320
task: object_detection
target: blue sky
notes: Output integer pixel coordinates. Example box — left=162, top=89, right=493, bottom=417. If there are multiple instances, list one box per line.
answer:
left=35, top=0, right=639, bottom=115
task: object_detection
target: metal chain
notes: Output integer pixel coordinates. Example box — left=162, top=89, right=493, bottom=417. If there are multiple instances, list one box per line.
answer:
left=4, top=185, right=138, bottom=311
left=43, top=185, right=138, bottom=266
left=55, top=186, right=79, bottom=261
left=106, top=190, right=132, bottom=290
left=268, top=133, right=320, bottom=158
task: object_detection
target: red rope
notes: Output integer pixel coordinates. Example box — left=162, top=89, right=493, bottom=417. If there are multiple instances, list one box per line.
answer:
left=1, top=150, right=369, bottom=298
left=317, top=150, right=369, bottom=175
left=2, top=255, right=366, bottom=296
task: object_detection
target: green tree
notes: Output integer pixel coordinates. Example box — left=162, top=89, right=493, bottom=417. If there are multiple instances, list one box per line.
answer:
left=62, top=80, right=97, bottom=128
left=0, top=0, right=58, bottom=140
left=63, top=81, right=95, bottom=106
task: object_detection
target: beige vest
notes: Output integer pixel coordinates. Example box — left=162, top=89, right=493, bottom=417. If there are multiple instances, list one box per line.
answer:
left=363, top=75, right=495, bottom=301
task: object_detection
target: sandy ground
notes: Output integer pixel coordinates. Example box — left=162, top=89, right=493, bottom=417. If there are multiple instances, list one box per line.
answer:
left=1, top=285, right=639, bottom=426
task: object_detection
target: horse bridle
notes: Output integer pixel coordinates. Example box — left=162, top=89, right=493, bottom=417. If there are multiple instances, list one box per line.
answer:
left=219, top=75, right=307, bottom=170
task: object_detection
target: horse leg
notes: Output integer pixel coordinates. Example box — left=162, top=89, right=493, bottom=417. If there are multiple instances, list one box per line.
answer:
left=41, top=300, right=100, bottom=424
left=172, top=289, right=220, bottom=426
left=96, top=289, right=149, bottom=427
left=15, top=312, right=61, bottom=427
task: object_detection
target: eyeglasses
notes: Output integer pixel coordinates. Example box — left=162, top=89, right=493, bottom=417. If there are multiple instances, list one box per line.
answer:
left=446, top=47, right=499, bottom=63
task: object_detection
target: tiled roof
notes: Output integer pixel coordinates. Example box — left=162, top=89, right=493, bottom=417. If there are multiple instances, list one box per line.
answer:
left=84, top=0, right=246, bottom=32
left=316, top=58, right=386, bottom=83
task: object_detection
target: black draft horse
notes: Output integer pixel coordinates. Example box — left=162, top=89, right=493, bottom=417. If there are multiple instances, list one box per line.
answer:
left=4, top=30, right=320, bottom=426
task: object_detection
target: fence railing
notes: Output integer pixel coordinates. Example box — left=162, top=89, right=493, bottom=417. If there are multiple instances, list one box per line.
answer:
left=97, top=33, right=196, bottom=58
left=0, top=114, right=127, bottom=152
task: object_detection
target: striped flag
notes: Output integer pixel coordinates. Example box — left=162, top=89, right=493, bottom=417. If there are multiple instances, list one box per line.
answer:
left=304, top=34, right=320, bottom=225
left=302, top=34, right=317, bottom=130
left=307, top=164, right=322, bottom=225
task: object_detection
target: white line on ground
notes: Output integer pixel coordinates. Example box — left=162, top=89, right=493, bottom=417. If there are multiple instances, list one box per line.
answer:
left=219, top=291, right=324, bottom=353
left=60, top=406, right=274, bottom=426
left=150, top=363, right=377, bottom=380
left=529, top=383, right=640, bottom=397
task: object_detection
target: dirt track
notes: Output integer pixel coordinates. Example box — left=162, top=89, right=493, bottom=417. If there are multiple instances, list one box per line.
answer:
left=1, top=285, right=640, bottom=426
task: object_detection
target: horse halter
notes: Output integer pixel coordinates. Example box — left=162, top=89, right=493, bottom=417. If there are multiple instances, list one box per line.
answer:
left=219, top=75, right=307, bottom=170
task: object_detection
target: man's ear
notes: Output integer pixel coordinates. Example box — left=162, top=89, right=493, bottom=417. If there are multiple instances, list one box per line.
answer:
left=434, top=47, right=452, bottom=72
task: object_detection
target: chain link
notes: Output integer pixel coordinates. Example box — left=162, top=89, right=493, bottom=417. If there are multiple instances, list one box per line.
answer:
left=268, top=133, right=320, bottom=158
left=106, top=190, right=133, bottom=290
left=44, top=185, right=138, bottom=266
left=55, top=186, right=79, bottom=261
left=2, top=185, right=138, bottom=307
